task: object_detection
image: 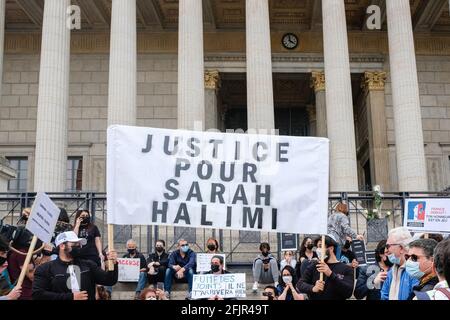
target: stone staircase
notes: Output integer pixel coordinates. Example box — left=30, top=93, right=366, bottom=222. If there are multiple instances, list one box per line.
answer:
left=111, top=266, right=267, bottom=300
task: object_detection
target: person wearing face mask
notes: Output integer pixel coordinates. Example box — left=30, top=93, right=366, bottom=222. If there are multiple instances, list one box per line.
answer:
left=205, top=237, right=220, bottom=254
left=380, top=227, right=419, bottom=300
left=280, top=251, right=297, bottom=272
left=405, top=239, right=439, bottom=299
left=34, top=243, right=55, bottom=267
left=73, top=209, right=103, bottom=267
left=252, top=242, right=280, bottom=292
left=296, top=237, right=319, bottom=279
left=297, top=236, right=354, bottom=300
left=277, top=265, right=305, bottom=300
left=16, top=208, right=31, bottom=226
left=122, top=239, right=148, bottom=299
left=147, top=240, right=169, bottom=287
left=0, top=235, right=22, bottom=300
left=204, top=255, right=236, bottom=300
left=354, top=239, right=393, bottom=300
left=32, top=231, right=118, bottom=300
left=164, top=239, right=196, bottom=299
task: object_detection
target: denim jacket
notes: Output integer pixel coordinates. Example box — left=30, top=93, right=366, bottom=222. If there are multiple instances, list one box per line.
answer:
left=380, top=265, right=419, bottom=300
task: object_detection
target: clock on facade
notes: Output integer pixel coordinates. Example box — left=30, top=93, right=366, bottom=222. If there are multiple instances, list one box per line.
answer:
left=282, top=33, right=299, bottom=50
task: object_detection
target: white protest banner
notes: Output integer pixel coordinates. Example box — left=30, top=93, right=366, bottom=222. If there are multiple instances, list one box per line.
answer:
left=25, top=192, right=60, bottom=243
left=196, top=253, right=226, bottom=272
left=404, top=198, right=450, bottom=233
left=107, top=125, right=329, bottom=234
left=191, top=273, right=246, bottom=299
left=117, top=258, right=140, bottom=282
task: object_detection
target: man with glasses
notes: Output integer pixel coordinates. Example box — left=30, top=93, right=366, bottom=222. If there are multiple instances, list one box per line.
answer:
left=164, top=238, right=196, bottom=299
left=405, top=238, right=439, bottom=299
left=380, top=227, right=419, bottom=300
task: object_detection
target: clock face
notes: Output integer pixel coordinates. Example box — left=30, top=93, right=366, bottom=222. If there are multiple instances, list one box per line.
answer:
left=282, top=33, right=298, bottom=50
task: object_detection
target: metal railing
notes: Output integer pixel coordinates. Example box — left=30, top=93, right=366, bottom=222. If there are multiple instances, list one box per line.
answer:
left=1, top=191, right=449, bottom=266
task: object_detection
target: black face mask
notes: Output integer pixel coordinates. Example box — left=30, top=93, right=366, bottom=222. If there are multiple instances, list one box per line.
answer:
left=42, top=250, right=53, bottom=257
left=21, top=215, right=28, bottom=221
left=261, top=251, right=269, bottom=257
left=65, top=245, right=81, bottom=259
left=127, top=249, right=136, bottom=255
left=81, top=217, right=90, bottom=225
left=383, top=255, right=394, bottom=268
left=343, top=240, right=351, bottom=250
left=0, top=256, right=6, bottom=266
left=155, top=247, right=164, bottom=253
left=211, top=264, right=220, bottom=273
left=207, top=244, right=216, bottom=251
left=306, top=244, right=314, bottom=250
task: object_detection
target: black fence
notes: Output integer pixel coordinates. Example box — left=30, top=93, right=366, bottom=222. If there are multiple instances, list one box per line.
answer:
left=1, top=191, right=449, bottom=266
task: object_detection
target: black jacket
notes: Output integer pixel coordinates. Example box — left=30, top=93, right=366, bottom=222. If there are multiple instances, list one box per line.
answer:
left=32, top=257, right=118, bottom=300
left=296, top=260, right=354, bottom=300
left=354, top=265, right=383, bottom=300
left=123, top=251, right=147, bottom=270
left=147, top=251, right=169, bottom=268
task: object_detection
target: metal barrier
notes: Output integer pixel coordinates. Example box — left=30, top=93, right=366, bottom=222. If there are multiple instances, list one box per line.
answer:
left=1, top=191, right=449, bottom=265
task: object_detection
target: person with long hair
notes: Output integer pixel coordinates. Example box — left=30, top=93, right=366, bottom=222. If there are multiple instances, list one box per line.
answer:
left=73, top=209, right=103, bottom=266
left=277, top=265, right=304, bottom=300
left=296, top=237, right=319, bottom=279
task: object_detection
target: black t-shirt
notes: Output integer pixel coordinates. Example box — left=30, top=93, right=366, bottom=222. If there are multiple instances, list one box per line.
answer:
left=78, top=225, right=101, bottom=258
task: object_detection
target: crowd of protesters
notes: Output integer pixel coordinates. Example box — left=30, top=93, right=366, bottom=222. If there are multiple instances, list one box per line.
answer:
left=1, top=203, right=449, bottom=301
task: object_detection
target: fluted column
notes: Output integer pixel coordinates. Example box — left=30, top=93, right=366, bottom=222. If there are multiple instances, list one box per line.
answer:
left=204, top=70, right=220, bottom=130
left=362, top=71, right=391, bottom=191
left=246, top=0, right=274, bottom=131
left=386, top=0, right=428, bottom=191
left=322, top=0, right=358, bottom=191
left=311, top=71, right=327, bottom=137
left=34, top=0, right=71, bottom=192
left=178, top=0, right=205, bottom=130
left=0, top=0, right=5, bottom=98
left=107, top=0, right=137, bottom=126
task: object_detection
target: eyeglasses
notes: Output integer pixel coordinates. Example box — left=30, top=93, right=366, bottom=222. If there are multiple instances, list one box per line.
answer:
left=385, top=243, right=401, bottom=250
left=404, top=254, right=426, bottom=262
left=181, top=244, right=189, bottom=247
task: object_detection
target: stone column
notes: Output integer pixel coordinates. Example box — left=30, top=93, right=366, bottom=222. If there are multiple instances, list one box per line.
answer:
left=107, top=0, right=137, bottom=126
left=322, top=0, right=358, bottom=191
left=246, top=0, right=274, bottom=131
left=306, top=105, right=317, bottom=137
left=178, top=0, right=205, bottom=130
left=386, top=0, right=428, bottom=191
left=361, top=71, right=391, bottom=191
left=204, top=70, right=220, bottom=131
left=311, top=71, right=327, bottom=137
left=0, top=0, right=5, bottom=98
left=34, top=0, right=71, bottom=192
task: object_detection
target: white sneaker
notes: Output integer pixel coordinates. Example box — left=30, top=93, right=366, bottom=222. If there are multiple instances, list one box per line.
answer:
left=252, top=282, right=258, bottom=292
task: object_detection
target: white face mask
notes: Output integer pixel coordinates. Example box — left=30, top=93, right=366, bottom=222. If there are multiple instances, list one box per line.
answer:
left=282, top=276, right=292, bottom=284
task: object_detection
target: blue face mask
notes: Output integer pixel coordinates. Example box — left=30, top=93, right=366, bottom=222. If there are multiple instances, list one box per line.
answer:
left=405, top=260, right=424, bottom=279
left=181, top=245, right=189, bottom=253
left=388, top=253, right=401, bottom=265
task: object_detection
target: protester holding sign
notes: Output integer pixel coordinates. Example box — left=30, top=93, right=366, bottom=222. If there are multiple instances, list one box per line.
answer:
left=277, top=265, right=304, bottom=301
left=147, top=240, right=169, bottom=286
left=297, top=236, right=354, bottom=300
left=164, top=239, right=196, bottom=299
left=406, top=239, right=439, bottom=299
left=122, top=239, right=148, bottom=299
left=328, top=203, right=365, bottom=261
left=205, top=255, right=235, bottom=300
left=17, top=207, right=31, bottom=226
left=0, top=235, right=22, bottom=300
left=354, top=240, right=392, bottom=300
left=415, top=239, right=450, bottom=300
left=73, top=210, right=103, bottom=267
left=252, top=242, right=279, bottom=292
left=32, top=231, right=118, bottom=300
left=380, top=227, right=419, bottom=300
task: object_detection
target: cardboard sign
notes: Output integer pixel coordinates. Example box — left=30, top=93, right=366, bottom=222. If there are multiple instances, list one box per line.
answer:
left=117, top=258, right=140, bottom=282
left=404, top=198, right=450, bottom=233
left=351, top=240, right=367, bottom=266
left=107, top=125, right=329, bottom=234
left=365, top=251, right=376, bottom=265
left=25, top=192, right=60, bottom=243
left=191, top=273, right=246, bottom=299
left=196, top=253, right=226, bottom=272
left=281, top=233, right=298, bottom=251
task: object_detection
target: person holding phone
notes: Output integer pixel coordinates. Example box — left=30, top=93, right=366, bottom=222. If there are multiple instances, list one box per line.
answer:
left=262, top=286, right=278, bottom=300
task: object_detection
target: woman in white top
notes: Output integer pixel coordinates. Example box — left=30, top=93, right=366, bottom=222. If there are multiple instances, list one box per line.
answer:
left=280, top=250, right=297, bottom=271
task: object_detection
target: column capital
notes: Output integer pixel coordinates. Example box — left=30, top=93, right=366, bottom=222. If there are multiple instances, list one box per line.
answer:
left=362, top=71, right=387, bottom=91
left=310, top=71, right=325, bottom=92
left=204, top=70, right=221, bottom=90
